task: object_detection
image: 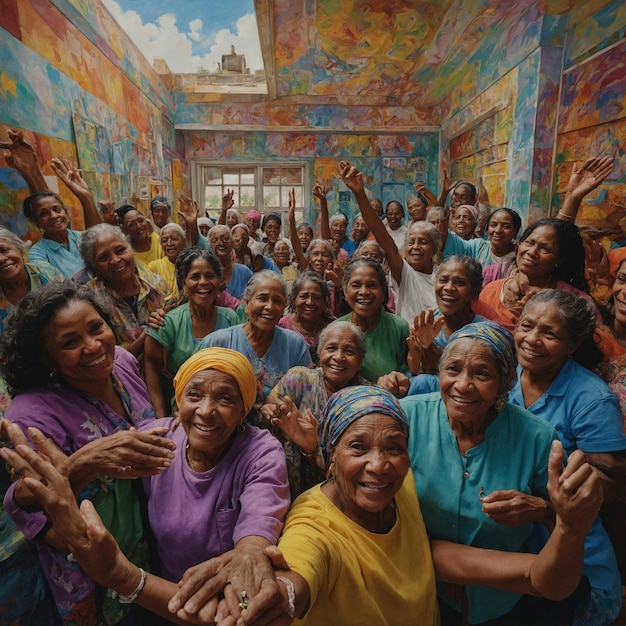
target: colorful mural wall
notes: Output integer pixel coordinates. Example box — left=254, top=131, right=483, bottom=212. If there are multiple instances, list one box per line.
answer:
left=0, top=0, right=183, bottom=242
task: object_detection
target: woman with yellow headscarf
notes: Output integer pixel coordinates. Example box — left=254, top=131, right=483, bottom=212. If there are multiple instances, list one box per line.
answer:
left=135, top=347, right=290, bottom=584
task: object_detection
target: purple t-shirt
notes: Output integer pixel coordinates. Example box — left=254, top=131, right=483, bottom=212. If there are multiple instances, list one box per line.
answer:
left=139, top=418, right=290, bottom=582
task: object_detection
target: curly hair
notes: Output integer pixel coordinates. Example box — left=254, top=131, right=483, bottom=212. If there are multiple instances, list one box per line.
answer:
left=288, top=271, right=330, bottom=313
left=1, top=281, right=114, bottom=396
left=518, top=218, right=587, bottom=292
left=23, top=191, right=66, bottom=224
left=342, top=257, right=389, bottom=312
left=78, top=223, right=129, bottom=274
left=436, top=255, right=483, bottom=299
left=175, top=247, right=223, bottom=290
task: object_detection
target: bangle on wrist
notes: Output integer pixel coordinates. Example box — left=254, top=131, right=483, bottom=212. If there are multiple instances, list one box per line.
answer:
left=299, top=445, right=320, bottom=461
left=115, top=567, right=147, bottom=604
left=557, top=210, right=575, bottom=222
left=276, top=575, right=296, bottom=618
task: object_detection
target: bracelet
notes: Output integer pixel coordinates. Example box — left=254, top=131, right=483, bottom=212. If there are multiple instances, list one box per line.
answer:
left=116, top=567, right=147, bottom=604
left=276, top=575, right=296, bottom=618
left=557, top=210, right=575, bottom=222
left=299, top=445, right=320, bottom=461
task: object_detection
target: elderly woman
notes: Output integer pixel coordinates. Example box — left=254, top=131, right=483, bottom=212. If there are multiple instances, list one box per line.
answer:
left=337, top=258, right=408, bottom=381
left=226, top=208, right=241, bottom=229
left=1, top=281, right=175, bottom=624
left=450, top=204, right=479, bottom=240
left=339, top=161, right=440, bottom=324
left=115, top=204, right=164, bottom=266
left=0, top=226, right=58, bottom=335
left=278, top=271, right=332, bottom=360
left=350, top=213, right=369, bottom=246
left=384, top=200, right=408, bottom=252
left=261, top=212, right=282, bottom=257
left=208, top=225, right=253, bottom=300
left=263, top=321, right=368, bottom=497
left=2, top=383, right=606, bottom=625
left=145, top=248, right=240, bottom=417
left=74, top=223, right=167, bottom=358
left=200, top=271, right=312, bottom=401
left=148, top=222, right=188, bottom=301
left=296, top=221, right=313, bottom=253
left=329, top=213, right=356, bottom=258
left=509, top=289, right=625, bottom=624
left=400, top=321, right=616, bottom=625
left=272, top=238, right=300, bottom=288
left=478, top=219, right=589, bottom=330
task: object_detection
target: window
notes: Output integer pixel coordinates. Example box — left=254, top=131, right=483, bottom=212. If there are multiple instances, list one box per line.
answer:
left=195, top=162, right=309, bottom=232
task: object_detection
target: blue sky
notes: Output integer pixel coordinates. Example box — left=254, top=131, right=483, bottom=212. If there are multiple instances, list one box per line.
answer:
left=103, top=0, right=262, bottom=73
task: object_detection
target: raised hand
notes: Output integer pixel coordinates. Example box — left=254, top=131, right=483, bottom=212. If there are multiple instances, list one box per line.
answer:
left=222, top=188, right=235, bottom=211
left=177, top=194, right=199, bottom=230
left=413, top=182, right=437, bottom=206
left=50, top=157, right=91, bottom=198
left=441, top=167, right=458, bottom=196
left=566, top=157, right=615, bottom=200
left=0, top=129, right=39, bottom=173
left=337, top=161, right=365, bottom=193
left=312, top=183, right=328, bottom=200
left=269, top=396, right=319, bottom=455
left=410, top=309, right=445, bottom=350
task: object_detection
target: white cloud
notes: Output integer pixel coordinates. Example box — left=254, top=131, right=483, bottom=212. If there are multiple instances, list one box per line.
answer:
left=102, top=0, right=263, bottom=73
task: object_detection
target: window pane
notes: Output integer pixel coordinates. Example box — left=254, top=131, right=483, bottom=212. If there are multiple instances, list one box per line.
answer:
left=203, top=168, right=222, bottom=185
left=205, top=186, right=223, bottom=209
left=263, top=168, right=281, bottom=184
left=282, top=168, right=302, bottom=184
left=264, top=186, right=280, bottom=207
left=240, top=169, right=255, bottom=185
left=223, top=171, right=239, bottom=185
left=239, top=187, right=256, bottom=206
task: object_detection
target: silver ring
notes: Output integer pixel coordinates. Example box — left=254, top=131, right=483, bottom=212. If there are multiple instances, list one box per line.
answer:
left=120, top=465, right=131, bottom=473
left=238, top=590, right=249, bottom=611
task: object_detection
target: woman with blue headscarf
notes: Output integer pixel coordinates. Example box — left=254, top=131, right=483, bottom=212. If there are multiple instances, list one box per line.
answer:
left=400, top=321, right=575, bottom=624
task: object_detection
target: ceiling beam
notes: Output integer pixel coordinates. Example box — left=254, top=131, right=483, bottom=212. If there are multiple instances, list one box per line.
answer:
left=254, top=0, right=277, bottom=100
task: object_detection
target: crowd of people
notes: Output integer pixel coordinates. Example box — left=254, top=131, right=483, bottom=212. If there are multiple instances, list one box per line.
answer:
left=0, top=129, right=624, bottom=626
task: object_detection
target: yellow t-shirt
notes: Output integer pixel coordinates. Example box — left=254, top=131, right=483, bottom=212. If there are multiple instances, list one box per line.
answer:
left=133, top=232, right=164, bottom=266
left=277, top=471, right=439, bottom=626
left=148, top=256, right=178, bottom=301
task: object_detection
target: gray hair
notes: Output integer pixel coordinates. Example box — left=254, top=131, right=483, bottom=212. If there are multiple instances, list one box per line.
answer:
left=79, top=223, right=129, bottom=273
left=209, top=224, right=234, bottom=243
left=436, top=255, right=483, bottom=298
left=242, top=269, right=287, bottom=303
left=226, top=208, right=241, bottom=223
left=160, top=222, right=186, bottom=239
left=329, top=213, right=348, bottom=226
left=426, top=206, right=450, bottom=221
left=0, top=227, right=28, bottom=256
left=406, top=220, right=443, bottom=252
left=318, top=320, right=366, bottom=363
left=306, top=238, right=335, bottom=261
left=231, top=222, right=249, bottom=235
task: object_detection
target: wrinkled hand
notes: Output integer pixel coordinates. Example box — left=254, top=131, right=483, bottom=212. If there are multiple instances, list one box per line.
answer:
left=324, top=259, right=344, bottom=287
left=476, top=173, right=489, bottom=203
left=222, top=189, right=235, bottom=211
left=501, top=271, right=540, bottom=316
left=442, top=167, right=458, bottom=195
left=548, top=442, right=603, bottom=538
left=78, top=427, right=176, bottom=480
left=413, top=182, right=437, bottom=206
left=50, top=158, right=91, bottom=197
left=312, top=183, right=328, bottom=200
left=98, top=200, right=117, bottom=224
left=411, top=309, right=445, bottom=350
left=376, top=371, right=410, bottom=397
left=148, top=307, right=167, bottom=329
left=177, top=194, right=199, bottom=229
left=566, top=157, right=614, bottom=200
left=269, top=396, right=318, bottom=454
left=0, top=129, right=39, bottom=172
left=169, top=544, right=288, bottom=625
left=481, top=490, right=551, bottom=527
left=337, top=161, right=365, bottom=194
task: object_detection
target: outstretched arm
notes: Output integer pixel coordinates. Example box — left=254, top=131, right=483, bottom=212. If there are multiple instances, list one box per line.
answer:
left=337, top=160, right=403, bottom=284
left=437, top=166, right=457, bottom=208
left=431, top=441, right=602, bottom=600
left=0, top=129, right=47, bottom=192
left=177, top=194, right=200, bottom=247
left=288, top=188, right=307, bottom=271
left=218, top=189, right=235, bottom=226
left=558, top=157, right=614, bottom=222
left=50, top=158, right=101, bottom=228
left=313, top=184, right=331, bottom=241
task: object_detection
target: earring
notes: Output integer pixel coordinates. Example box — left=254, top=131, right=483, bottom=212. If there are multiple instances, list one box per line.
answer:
left=238, top=421, right=246, bottom=433
left=494, top=396, right=505, bottom=412
left=49, top=368, right=57, bottom=380
left=326, top=462, right=335, bottom=482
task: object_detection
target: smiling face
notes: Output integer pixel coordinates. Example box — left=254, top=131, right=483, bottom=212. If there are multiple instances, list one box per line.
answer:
left=319, top=326, right=362, bottom=392
left=151, top=205, right=170, bottom=228
left=245, top=215, right=260, bottom=235
left=245, top=279, right=287, bottom=332
left=179, top=369, right=245, bottom=471
left=403, top=226, right=436, bottom=274
left=436, top=262, right=475, bottom=317
left=209, top=227, right=234, bottom=262
left=297, top=226, right=313, bottom=251
left=226, top=211, right=239, bottom=228
left=488, top=210, right=517, bottom=254
left=514, top=301, right=571, bottom=379
left=92, top=232, right=135, bottom=285
left=613, top=262, right=626, bottom=325
left=357, top=241, right=384, bottom=264
left=407, top=197, right=426, bottom=222
left=44, top=300, right=116, bottom=390
left=294, top=279, right=327, bottom=322
left=264, top=220, right=281, bottom=244
left=344, top=265, right=385, bottom=320
left=385, top=202, right=403, bottom=230
left=120, top=210, right=150, bottom=245
left=439, top=339, right=501, bottom=425
left=516, top=225, right=562, bottom=285
left=231, top=226, right=249, bottom=253
left=451, top=206, right=476, bottom=240
left=273, top=241, right=291, bottom=268
left=33, top=195, right=69, bottom=237
left=451, top=184, right=475, bottom=210
left=183, top=258, right=221, bottom=309
left=352, top=216, right=369, bottom=244
left=330, top=218, right=348, bottom=244
left=308, top=243, right=333, bottom=275
left=160, top=229, right=185, bottom=262
left=330, top=414, right=409, bottom=526
left=0, top=239, right=26, bottom=284
left=370, top=199, right=383, bottom=217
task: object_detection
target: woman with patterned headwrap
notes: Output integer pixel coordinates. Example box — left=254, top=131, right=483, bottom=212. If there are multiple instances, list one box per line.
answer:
left=399, top=321, right=596, bottom=625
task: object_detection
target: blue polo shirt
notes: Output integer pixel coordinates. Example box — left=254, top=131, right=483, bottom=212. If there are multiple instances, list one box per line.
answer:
left=28, top=229, right=84, bottom=278
left=442, top=231, right=492, bottom=266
